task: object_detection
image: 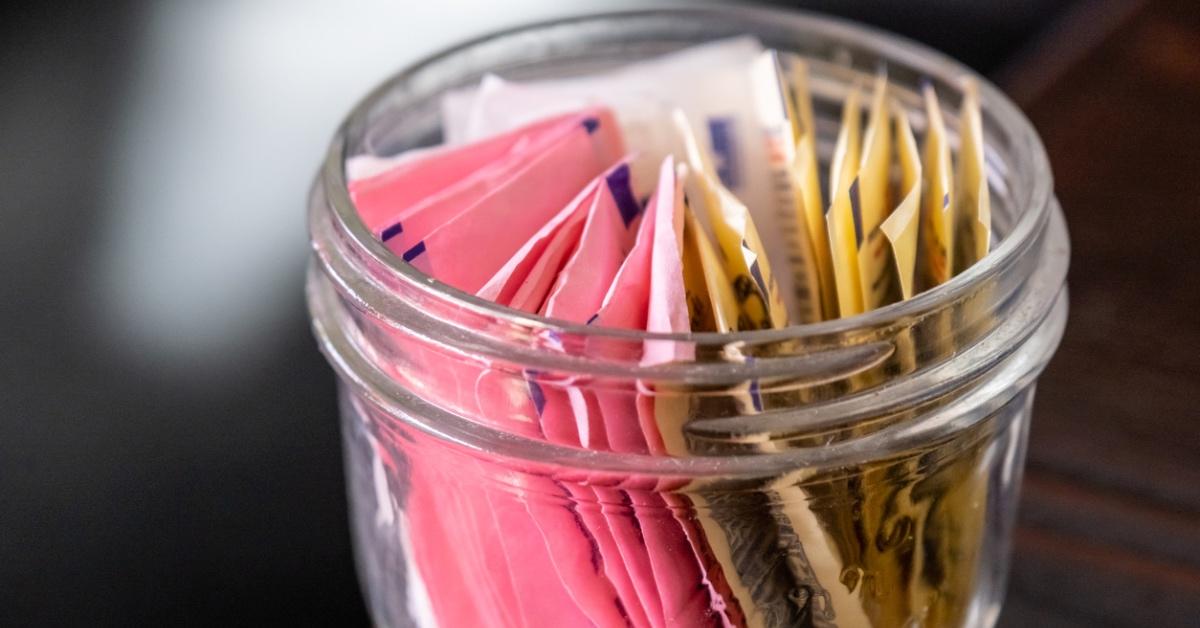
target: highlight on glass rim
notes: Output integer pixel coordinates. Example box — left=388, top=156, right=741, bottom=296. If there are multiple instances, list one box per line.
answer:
left=305, top=8, right=1073, bottom=627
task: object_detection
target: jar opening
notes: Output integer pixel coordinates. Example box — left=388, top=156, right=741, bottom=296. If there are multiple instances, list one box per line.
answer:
left=307, top=7, right=1069, bottom=470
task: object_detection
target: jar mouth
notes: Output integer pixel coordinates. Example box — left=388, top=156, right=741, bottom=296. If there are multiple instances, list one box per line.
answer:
left=315, top=5, right=1054, bottom=346
left=307, top=6, right=1070, bottom=472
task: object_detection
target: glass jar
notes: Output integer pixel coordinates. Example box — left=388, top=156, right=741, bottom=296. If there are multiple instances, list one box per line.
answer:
left=306, top=7, right=1069, bottom=628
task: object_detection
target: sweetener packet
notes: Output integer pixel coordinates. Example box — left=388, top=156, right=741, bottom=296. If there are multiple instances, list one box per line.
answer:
left=785, top=58, right=838, bottom=321
left=537, top=163, right=661, bottom=628
left=350, top=111, right=582, bottom=243
left=879, top=105, right=923, bottom=303
left=918, top=82, right=955, bottom=290
left=953, top=78, right=992, bottom=275
left=404, top=110, right=623, bottom=293
left=676, top=121, right=865, bottom=625
left=588, top=157, right=741, bottom=626
left=542, top=163, right=644, bottom=320
left=826, top=86, right=865, bottom=318
left=674, top=110, right=789, bottom=333
left=679, top=201, right=805, bottom=625
left=856, top=73, right=894, bottom=242
left=681, top=199, right=733, bottom=333
left=348, top=109, right=632, bottom=628
left=475, top=176, right=593, bottom=305
left=855, top=74, right=898, bottom=309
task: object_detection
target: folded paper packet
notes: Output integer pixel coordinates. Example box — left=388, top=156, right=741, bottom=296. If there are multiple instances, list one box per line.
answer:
left=348, top=39, right=992, bottom=628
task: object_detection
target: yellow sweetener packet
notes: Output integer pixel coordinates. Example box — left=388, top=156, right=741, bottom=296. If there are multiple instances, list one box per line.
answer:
left=826, top=86, right=865, bottom=317
left=793, top=136, right=837, bottom=321
left=682, top=205, right=718, bottom=332
left=692, top=220, right=741, bottom=333
left=787, top=57, right=817, bottom=142
left=857, top=72, right=893, bottom=236
left=682, top=182, right=740, bottom=333
left=878, top=106, right=922, bottom=379
left=859, top=103, right=923, bottom=310
left=882, top=104, right=923, bottom=301
left=674, top=110, right=789, bottom=330
left=682, top=186, right=762, bottom=416
left=682, top=169, right=822, bottom=626
left=786, top=59, right=837, bottom=321
left=953, top=78, right=991, bottom=275
left=854, top=73, right=901, bottom=310
left=919, top=82, right=955, bottom=290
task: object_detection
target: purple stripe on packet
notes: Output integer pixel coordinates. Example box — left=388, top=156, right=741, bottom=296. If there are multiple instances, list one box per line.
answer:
left=604, top=163, right=642, bottom=227
left=745, top=355, right=764, bottom=412
left=849, top=179, right=864, bottom=248
left=749, top=379, right=763, bottom=412
left=381, top=222, right=403, bottom=241
left=707, top=117, right=740, bottom=188
left=403, top=240, right=426, bottom=262
left=528, top=378, right=547, bottom=416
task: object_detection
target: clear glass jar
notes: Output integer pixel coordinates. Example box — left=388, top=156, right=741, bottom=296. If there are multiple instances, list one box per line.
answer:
left=306, top=7, right=1069, bottom=628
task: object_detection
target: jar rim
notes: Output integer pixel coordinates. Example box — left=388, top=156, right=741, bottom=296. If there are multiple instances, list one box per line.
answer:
left=309, top=255, right=1068, bottom=476
left=316, top=5, right=1055, bottom=346
left=308, top=6, right=1069, bottom=472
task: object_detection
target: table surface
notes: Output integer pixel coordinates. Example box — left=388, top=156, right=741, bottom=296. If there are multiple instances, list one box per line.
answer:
left=996, top=0, right=1200, bottom=625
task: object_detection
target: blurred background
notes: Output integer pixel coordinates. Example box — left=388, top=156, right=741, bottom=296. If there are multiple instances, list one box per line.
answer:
left=3, top=0, right=1197, bottom=625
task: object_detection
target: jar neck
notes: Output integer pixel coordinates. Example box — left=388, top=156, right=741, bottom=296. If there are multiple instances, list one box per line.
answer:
left=306, top=7, right=1068, bottom=473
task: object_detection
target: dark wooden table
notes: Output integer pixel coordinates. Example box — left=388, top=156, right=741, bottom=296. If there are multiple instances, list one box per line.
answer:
left=996, top=0, right=1200, bottom=625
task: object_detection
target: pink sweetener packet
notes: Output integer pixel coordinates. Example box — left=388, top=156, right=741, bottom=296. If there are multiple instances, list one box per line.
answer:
left=590, top=214, right=653, bottom=453
left=589, top=157, right=687, bottom=452
left=464, top=164, right=640, bottom=628
left=506, top=207, right=587, bottom=314
left=534, top=160, right=661, bottom=628
left=542, top=161, right=644, bottom=319
left=582, top=157, right=725, bottom=627
left=632, top=158, right=724, bottom=627
left=533, top=160, right=644, bottom=450
left=395, top=110, right=624, bottom=294
left=353, top=113, right=622, bottom=628
left=638, top=165, right=743, bottom=626
left=403, top=448, right=513, bottom=628
left=405, top=436, right=598, bottom=628
left=349, top=111, right=578, bottom=234
left=475, top=179, right=595, bottom=305
left=349, top=111, right=626, bottom=443
left=470, top=168, right=606, bottom=446
left=641, top=160, right=694, bottom=368
left=394, top=350, right=607, bottom=628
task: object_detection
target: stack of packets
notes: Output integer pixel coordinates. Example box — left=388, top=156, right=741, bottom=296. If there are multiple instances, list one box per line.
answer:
left=350, top=37, right=992, bottom=628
